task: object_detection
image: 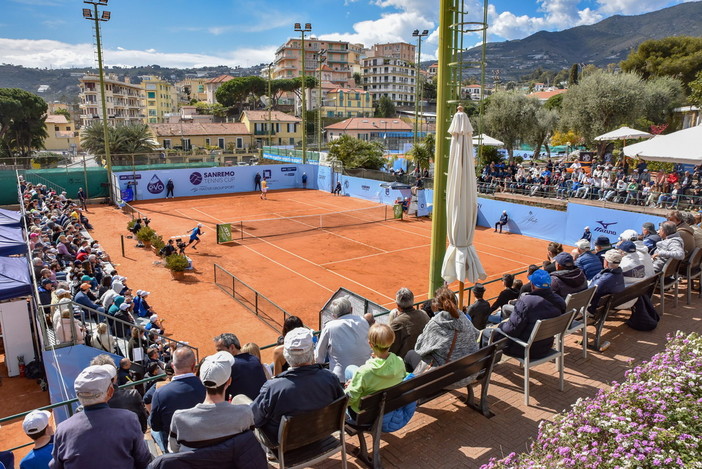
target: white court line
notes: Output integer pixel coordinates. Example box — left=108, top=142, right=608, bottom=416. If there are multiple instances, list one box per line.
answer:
left=270, top=211, right=388, bottom=255
left=320, top=243, right=430, bottom=266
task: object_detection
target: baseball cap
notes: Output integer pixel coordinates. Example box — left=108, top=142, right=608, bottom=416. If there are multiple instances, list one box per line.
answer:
left=199, top=351, right=235, bottom=388
left=618, top=241, right=637, bottom=253
left=55, top=288, right=68, bottom=295
left=554, top=252, right=574, bottom=267
left=22, top=410, right=51, bottom=435
left=284, top=327, right=315, bottom=354
left=150, top=314, right=158, bottom=322
left=74, top=364, right=116, bottom=396
left=605, top=250, right=623, bottom=265
left=575, top=239, right=591, bottom=250
left=81, top=275, right=92, bottom=282
left=119, top=303, right=130, bottom=311
left=619, top=229, right=638, bottom=242
left=141, top=291, right=150, bottom=297
left=41, top=278, right=53, bottom=286
left=528, top=269, right=551, bottom=289
left=595, top=236, right=611, bottom=247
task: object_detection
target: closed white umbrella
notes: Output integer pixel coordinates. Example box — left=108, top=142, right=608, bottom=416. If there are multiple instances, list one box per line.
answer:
left=441, top=106, right=486, bottom=307
left=594, top=126, right=653, bottom=141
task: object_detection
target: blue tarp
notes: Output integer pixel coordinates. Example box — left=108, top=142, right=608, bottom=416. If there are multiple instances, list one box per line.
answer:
left=0, top=256, right=31, bottom=301
left=0, top=225, right=26, bottom=256
left=0, top=208, right=22, bottom=228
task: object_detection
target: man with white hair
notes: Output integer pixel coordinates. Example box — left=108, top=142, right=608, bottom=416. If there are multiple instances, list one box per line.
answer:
left=252, top=328, right=344, bottom=447
left=315, top=296, right=371, bottom=382
left=388, top=287, right=429, bottom=358
left=50, top=364, right=152, bottom=468
left=652, top=221, right=686, bottom=272
left=574, top=239, right=602, bottom=281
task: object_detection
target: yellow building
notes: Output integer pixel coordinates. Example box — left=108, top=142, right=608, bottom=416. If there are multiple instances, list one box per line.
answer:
left=78, top=74, right=145, bottom=128
left=148, top=122, right=252, bottom=152
left=240, top=110, right=302, bottom=147
left=43, top=115, right=79, bottom=151
left=141, top=75, right=177, bottom=123
left=323, top=87, right=373, bottom=118
left=175, top=77, right=209, bottom=105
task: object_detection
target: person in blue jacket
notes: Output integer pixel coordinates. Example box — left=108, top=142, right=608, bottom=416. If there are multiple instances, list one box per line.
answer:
left=186, top=223, right=203, bottom=250
left=494, top=210, right=509, bottom=233
left=574, top=239, right=603, bottom=280
left=588, top=249, right=626, bottom=316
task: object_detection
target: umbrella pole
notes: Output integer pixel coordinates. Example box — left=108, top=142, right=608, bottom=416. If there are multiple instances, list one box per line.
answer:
left=458, top=281, right=465, bottom=309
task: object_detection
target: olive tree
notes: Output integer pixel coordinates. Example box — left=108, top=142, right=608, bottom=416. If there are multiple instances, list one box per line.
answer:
left=483, top=91, right=541, bottom=160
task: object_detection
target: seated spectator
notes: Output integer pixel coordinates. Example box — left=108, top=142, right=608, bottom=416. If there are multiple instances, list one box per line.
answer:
left=53, top=309, right=86, bottom=345
left=618, top=241, right=655, bottom=284
left=74, top=282, right=105, bottom=314
left=465, top=283, right=490, bottom=330
left=51, top=364, right=152, bottom=467
left=589, top=250, right=626, bottom=316
left=251, top=328, right=344, bottom=447
left=668, top=210, right=695, bottom=256
left=543, top=242, right=564, bottom=273
left=345, top=324, right=406, bottom=417
left=550, top=252, right=588, bottom=299
left=127, top=326, right=147, bottom=362
left=92, top=322, right=117, bottom=354
left=145, top=314, right=166, bottom=335
left=651, top=221, right=686, bottom=272
left=490, top=274, right=520, bottom=313
left=213, top=333, right=267, bottom=401
left=20, top=410, right=55, bottom=469
left=405, top=286, right=480, bottom=373
left=168, top=351, right=254, bottom=453
left=496, top=269, right=566, bottom=359
left=315, top=297, right=371, bottom=382
left=594, top=236, right=612, bottom=265
left=388, top=288, right=430, bottom=358
left=272, top=316, right=305, bottom=376
left=241, top=342, right=272, bottom=380
left=574, top=239, right=603, bottom=280
left=641, top=222, right=661, bottom=253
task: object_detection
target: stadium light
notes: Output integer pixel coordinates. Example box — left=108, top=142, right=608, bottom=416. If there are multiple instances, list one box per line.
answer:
left=294, top=22, right=313, bottom=164
left=412, top=29, right=429, bottom=151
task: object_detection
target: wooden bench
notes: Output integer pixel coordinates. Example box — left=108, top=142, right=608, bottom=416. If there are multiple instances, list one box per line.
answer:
left=589, top=275, right=660, bottom=351
left=345, top=340, right=506, bottom=469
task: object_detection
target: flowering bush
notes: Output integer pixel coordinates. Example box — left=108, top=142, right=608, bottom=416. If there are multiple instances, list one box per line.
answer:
left=482, top=331, right=702, bottom=468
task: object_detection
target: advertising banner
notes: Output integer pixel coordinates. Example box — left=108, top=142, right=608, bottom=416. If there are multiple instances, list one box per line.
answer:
left=565, top=203, right=665, bottom=246
left=476, top=198, right=567, bottom=243
left=317, top=165, right=333, bottom=193
left=113, top=164, right=319, bottom=201
left=217, top=223, right=233, bottom=244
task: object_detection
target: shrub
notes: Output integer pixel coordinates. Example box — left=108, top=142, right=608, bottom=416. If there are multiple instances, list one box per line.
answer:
left=164, top=254, right=189, bottom=272
left=152, top=235, right=165, bottom=251
left=482, top=331, right=702, bottom=469
left=136, top=226, right=156, bottom=243
left=127, top=220, right=136, bottom=231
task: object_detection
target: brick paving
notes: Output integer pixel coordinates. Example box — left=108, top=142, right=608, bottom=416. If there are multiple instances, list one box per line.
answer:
left=317, top=288, right=702, bottom=469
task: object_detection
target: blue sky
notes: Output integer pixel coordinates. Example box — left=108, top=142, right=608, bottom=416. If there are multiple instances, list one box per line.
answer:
left=0, top=0, right=694, bottom=69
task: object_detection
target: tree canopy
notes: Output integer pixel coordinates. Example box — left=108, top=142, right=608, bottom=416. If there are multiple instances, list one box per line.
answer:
left=620, top=36, right=702, bottom=91
left=0, top=88, right=48, bottom=164
left=374, top=96, right=396, bottom=118
left=482, top=91, right=541, bottom=159
left=327, top=134, right=386, bottom=170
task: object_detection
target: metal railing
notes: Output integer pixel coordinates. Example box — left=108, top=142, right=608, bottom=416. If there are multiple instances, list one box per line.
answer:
left=213, top=264, right=291, bottom=333
left=19, top=171, right=68, bottom=195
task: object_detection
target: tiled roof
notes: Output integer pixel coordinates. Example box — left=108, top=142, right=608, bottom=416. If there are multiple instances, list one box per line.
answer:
left=325, top=117, right=412, bottom=131
left=205, top=75, right=235, bottom=84
left=242, top=110, right=301, bottom=122
left=528, top=89, right=567, bottom=100
left=45, top=115, right=69, bottom=124
left=149, top=123, right=250, bottom=137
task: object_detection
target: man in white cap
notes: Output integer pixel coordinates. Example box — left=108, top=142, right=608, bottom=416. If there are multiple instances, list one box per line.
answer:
left=253, top=327, right=344, bottom=447
left=186, top=223, right=204, bottom=250
left=588, top=249, right=626, bottom=319
left=20, top=409, right=54, bottom=468
left=168, top=351, right=254, bottom=453
left=574, top=238, right=603, bottom=281
left=51, top=364, right=152, bottom=468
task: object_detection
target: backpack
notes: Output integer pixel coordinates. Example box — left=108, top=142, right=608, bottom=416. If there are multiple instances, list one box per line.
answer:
left=25, top=360, right=45, bottom=380
left=381, top=373, right=417, bottom=433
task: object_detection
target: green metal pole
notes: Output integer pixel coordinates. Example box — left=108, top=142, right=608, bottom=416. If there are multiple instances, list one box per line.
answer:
left=428, top=0, right=453, bottom=296
left=94, top=4, right=113, bottom=204
left=417, top=35, right=424, bottom=144
left=413, top=39, right=420, bottom=150
left=267, top=64, right=272, bottom=148
left=300, top=31, right=307, bottom=164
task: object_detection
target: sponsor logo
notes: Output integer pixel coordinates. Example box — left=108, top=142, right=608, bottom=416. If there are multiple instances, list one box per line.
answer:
left=595, top=220, right=618, bottom=235
left=263, top=169, right=272, bottom=179
left=524, top=210, right=538, bottom=224
left=147, top=175, right=165, bottom=194
left=118, top=174, right=142, bottom=181
left=203, top=171, right=235, bottom=178
left=385, top=188, right=390, bottom=196
left=361, top=185, right=370, bottom=191
left=319, top=174, right=326, bottom=180
left=344, top=180, right=350, bottom=189
left=280, top=167, right=297, bottom=172
left=477, top=202, right=482, bottom=209
left=190, top=172, right=203, bottom=185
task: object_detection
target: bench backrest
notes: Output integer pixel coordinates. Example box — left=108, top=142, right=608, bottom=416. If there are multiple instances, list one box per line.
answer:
left=594, top=275, right=659, bottom=317
left=354, top=342, right=500, bottom=427
left=278, top=394, right=349, bottom=453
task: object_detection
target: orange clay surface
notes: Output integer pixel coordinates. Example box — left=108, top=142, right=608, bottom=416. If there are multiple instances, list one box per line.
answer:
left=1, top=188, right=554, bottom=455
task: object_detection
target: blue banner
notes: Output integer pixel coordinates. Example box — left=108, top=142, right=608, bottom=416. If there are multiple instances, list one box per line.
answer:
left=476, top=197, right=566, bottom=242
left=317, top=165, right=333, bottom=193
left=565, top=203, right=665, bottom=245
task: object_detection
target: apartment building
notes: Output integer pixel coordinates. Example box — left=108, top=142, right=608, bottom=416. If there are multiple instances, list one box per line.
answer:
left=175, top=77, right=209, bottom=104
left=273, top=38, right=362, bottom=87
left=362, top=42, right=417, bottom=109
left=240, top=110, right=302, bottom=147
left=78, top=74, right=145, bottom=128
left=205, top=75, right=235, bottom=104
left=141, top=75, right=177, bottom=123
left=322, top=87, right=373, bottom=118
left=43, top=115, right=79, bottom=151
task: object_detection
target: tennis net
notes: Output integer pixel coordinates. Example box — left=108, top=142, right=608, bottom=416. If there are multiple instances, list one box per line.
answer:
left=217, top=205, right=389, bottom=242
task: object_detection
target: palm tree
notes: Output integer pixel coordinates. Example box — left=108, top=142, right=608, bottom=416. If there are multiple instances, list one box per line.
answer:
left=81, top=123, right=156, bottom=166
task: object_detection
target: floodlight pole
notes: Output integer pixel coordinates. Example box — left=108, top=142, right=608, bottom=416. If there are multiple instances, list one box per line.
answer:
left=267, top=63, right=273, bottom=148
left=412, top=29, right=428, bottom=151
left=316, top=50, right=326, bottom=157
left=294, top=23, right=312, bottom=164
left=84, top=0, right=113, bottom=204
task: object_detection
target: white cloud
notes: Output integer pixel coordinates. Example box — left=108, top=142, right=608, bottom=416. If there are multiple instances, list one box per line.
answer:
left=0, top=38, right=277, bottom=68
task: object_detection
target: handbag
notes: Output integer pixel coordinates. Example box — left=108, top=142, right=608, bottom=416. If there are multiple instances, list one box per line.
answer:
left=413, top=329, right=459, bottom=375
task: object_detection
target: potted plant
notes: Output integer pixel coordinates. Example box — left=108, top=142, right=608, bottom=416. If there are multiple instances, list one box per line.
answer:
left=127, top=219, right=136, bottom=232
left=164, top=254, right=189, bottom=280
left=152, top=235, right=165, bottom=255
left=136, top=226, right=156, bottom=249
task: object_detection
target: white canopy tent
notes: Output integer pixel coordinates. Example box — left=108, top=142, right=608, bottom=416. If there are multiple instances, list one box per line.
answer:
left=622, top=125, right=702, bottom=165
left=472, top=133, right=504, bottom=147
left=594, top=126, right=652, bottom=141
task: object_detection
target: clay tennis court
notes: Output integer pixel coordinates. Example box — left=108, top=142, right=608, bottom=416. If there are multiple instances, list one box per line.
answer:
left=88, top=188, right=553, bottom=358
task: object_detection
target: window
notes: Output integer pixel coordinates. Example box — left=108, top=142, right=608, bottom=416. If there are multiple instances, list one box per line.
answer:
left=289, top=137, right=295, bottom=145
left=218, top=138, right=225, bottom=149
left=54, top=126, right=59, bottom=131
left=163, top=139, right=171, bottom=149
left=205, top=138, right=211, bottom=146
left=236, top=137, right=243, bottom=149
left=149, top=110, right=157, bottom=116
left=182, top=138, right=191, bottom=151
left=147, top=92, right=155, bottom=99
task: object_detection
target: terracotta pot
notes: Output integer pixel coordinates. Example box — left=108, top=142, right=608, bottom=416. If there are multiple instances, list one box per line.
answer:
left=170, top=270, right=185, bottom=280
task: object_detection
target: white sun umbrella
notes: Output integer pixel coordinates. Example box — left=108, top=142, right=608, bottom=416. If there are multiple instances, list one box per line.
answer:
left=622, top=125, right=702, bottom=164
left=441, top=106, right=487, bottom=308
left=472, top=133, right=504, bottom=147
left=594, top=126, right=652, bottom=142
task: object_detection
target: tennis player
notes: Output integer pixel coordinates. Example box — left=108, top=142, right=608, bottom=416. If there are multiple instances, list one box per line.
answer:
left=187, top=223, right=204, bottom=250
left=260, top=178, right=268, bottom=200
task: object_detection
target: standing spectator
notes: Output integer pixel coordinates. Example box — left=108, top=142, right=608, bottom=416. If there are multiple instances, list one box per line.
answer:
left=168, top=351, right=255, bottom=453
left=651, top=222, right=686, bottom=272
left=494, top=210, right=509, bottom=233
left=77, top=187, right=88, bottom=212
left=20, top=410, right=54, bottom=469
left=51, top=364, right=152, bottom=468
left=301, top=172, right=308, bottom=189
left=150, top=347, right=206, bottom=453
left=550, top=252, right=588, bottom=299
left=251, top=328, right=344, bottom=447
left=213, top=333, right=267, bottom=401
left=465, top=283, right=491, bottom=330
left=388, top=288, right=430, bottom=358
left=254, top=172, right=262, bottom=191
left=165, top=179, right=174, bottom=199
left=315, top=297, right=371, bottom=382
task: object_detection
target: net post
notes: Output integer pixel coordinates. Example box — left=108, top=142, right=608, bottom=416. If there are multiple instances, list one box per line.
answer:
left=232, top=274, right=235, bottom=298
left=384, top=204, right=388, bottom=220
left=213, top=264, right=217, bottom=285
left=240, top=221, right=243, bottom=240
left=121, top=235, right=125, bottom=257
left=255, top=293, right=259, bottom=317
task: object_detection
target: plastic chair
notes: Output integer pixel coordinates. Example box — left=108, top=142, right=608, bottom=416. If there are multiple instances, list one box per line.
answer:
left=270, top=394, right=349, bottom=469
left=562, top=286, right=598, bottom=359
left=683, top=248, right=702, bottom=305
left=658, top=258, right=681, bottom=314
left=493, top=309, right=577, bottom=406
